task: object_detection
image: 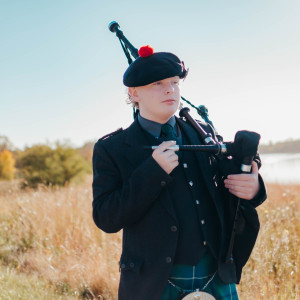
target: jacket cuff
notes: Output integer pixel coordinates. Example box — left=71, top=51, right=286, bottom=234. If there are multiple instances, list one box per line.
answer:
left=141, top=155, right=173, bottom=189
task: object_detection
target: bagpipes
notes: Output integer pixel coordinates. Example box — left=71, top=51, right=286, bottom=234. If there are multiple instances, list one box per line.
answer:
left=108, top=21, right=260, bottom=169
left=109, top=21, right=261, bottom=280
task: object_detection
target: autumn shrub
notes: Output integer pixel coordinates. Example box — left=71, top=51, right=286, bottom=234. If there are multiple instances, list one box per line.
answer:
left=17, top=143, right=89, bottom=188
left=0, top=150, right=15, bottom=180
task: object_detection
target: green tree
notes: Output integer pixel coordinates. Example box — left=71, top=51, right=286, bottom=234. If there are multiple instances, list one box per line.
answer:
left=18, top=143, right=89, bottom=188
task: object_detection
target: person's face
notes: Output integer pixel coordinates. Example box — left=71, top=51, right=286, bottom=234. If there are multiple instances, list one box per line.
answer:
left=129, top=76, right=181, bottom=124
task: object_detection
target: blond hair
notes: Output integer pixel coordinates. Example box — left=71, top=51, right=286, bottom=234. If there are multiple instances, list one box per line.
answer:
left=125, top=88, right=139, bottom=108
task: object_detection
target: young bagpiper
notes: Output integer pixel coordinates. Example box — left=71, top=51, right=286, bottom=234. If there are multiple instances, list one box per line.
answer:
left=92, top=45, right=267, bottom=300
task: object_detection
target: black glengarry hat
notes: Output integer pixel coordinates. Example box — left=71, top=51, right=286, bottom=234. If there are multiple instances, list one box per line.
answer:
left=123, top=45, right=188, bottom=87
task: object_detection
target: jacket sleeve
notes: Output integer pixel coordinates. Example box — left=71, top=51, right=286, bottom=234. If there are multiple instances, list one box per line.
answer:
left=204, top=122, right=267, bottom=208
left=92, top=141, right=172, bottom=233
left=239, top=153, right=267, bottom=208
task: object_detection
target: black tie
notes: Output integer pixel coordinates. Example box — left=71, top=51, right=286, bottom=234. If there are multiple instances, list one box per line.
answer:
left=160, top=123, right=177, bottom=141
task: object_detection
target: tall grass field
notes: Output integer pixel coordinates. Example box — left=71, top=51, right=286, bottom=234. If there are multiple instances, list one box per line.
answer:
left=0, top=178, right=299, bottom=299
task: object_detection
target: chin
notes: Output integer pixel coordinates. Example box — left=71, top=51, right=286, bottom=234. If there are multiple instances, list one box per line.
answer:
left=160, top=108, right=177, bottom=120
left=168, top=105, right=179, bottom=115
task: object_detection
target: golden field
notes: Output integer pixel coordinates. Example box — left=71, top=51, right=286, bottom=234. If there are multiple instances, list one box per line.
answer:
left=0, top=178, right=299, bottom=299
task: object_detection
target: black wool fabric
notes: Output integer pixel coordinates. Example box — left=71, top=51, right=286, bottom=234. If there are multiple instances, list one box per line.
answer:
left=123, top=52, right=188, bottom=87
left=169, top=134, right=221, bottom=264
left=141, top=128, right=221, bottom=265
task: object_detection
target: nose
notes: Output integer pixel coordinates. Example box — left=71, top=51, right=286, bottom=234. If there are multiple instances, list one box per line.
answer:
left=164, top=82, right=174, bottom=95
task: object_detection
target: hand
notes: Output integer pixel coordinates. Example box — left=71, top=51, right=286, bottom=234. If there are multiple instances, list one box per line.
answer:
left=224, top=161, right=260, bottom=200
left=152, top=141, right=179, bottom=175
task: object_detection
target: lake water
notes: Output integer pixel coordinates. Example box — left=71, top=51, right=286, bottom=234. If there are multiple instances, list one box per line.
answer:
left=259, top=153, right=300, bottom=184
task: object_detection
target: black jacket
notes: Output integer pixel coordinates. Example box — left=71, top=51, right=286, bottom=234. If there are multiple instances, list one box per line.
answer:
left=92, top=117, right=267, bottom=300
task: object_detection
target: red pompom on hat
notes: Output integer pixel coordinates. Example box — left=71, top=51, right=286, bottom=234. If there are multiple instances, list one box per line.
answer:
left=138, top=45, right=154, bottom=58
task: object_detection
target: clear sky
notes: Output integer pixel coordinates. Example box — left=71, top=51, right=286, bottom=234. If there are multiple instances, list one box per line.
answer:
left=1, top=0, right=299, bottom=149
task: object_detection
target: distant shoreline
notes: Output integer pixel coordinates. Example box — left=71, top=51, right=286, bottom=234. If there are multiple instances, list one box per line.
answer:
left=259, top=139, right=300, bottom=154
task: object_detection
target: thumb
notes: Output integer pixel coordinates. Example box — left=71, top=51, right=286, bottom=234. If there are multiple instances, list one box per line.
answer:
left=251, top=161, right=259, bottom=174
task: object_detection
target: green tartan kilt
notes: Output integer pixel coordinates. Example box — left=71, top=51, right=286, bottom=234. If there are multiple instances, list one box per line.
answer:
left=159, top=251, right=239, bottom=300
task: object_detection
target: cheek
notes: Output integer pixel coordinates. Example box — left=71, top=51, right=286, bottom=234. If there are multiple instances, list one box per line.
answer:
left=174, top=86, right=181, bottom=98
left=139, top=93, right=156, bottom=109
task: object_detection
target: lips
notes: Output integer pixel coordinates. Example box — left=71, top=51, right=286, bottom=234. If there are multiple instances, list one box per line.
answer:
left=162, top=99, right=175, bottom=103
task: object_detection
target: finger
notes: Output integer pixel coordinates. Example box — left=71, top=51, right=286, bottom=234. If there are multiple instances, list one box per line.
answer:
left=169, top=154, right=179, bottom=163
left=225, top=180, right=245, bottom=189
left=251, top=161, right=259, bottom=174
left=225, top=175, right=256, bottom=184
left=226, top=184, right=252, bottom=194
left=225, top=181, right=251, bottom=190
left=173, top=161, right=179, bottom=168
left=162, top=152, right=178, bottom=162
left=227, top=173, right=250, bottom=181
left=225, top=177, right=258, bottom=190
left=161, top=149, right=178, bottom=158
left=155, top=141, right=176, bottom=153
left=228, top=189, right=253, bottom=200
left=226, top=173, right=255, bottom=183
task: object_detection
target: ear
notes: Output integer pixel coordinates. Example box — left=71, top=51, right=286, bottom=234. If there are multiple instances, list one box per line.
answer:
left=128, top=87, right=140, bottom=102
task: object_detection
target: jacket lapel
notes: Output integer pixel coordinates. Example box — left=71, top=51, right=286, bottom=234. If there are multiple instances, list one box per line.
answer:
left=176, top=117, right=224, bottom=224
left=122, top=119, right=155, bottom=169
left=176, top=117, right=212, bottom=176
left=122, top=119, right=177, bottom=220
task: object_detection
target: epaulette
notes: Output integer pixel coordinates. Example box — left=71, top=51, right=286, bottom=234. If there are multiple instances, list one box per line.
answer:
left=99, top=128, right=123, bottom=141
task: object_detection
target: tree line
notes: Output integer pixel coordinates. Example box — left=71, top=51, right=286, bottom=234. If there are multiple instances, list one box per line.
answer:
left=2, top=135, right=299, bottom=187
left=0, top=136, right=93, bottom=188
left=259, top=139, right=300, bottom=154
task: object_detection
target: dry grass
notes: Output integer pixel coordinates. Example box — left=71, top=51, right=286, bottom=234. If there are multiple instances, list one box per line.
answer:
left=0, top=179, right=299, bottom=299
left=237, top=184, right=300, bottom=299
left=0, top=265, right=76, bottom=300
left=0, top=177, right=121, bottom=299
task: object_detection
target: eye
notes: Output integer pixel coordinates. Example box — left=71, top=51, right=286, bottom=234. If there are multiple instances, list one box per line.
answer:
left=154, top=81, right=161, bottom=85
left=173, top=81, right=179, bottom=85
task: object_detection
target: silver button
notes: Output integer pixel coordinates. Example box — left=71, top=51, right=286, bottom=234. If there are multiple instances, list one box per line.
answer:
left=214, top=181, right=218, bottom=187
left=209, top=157, right=212, bottom=165
left=183, top=163, right=188, bottom=168
left=189, top=181, right=193, bottom=186
left=166, top=257, right=172, bottom=263
left=195, top=200, right=200, bottom=205
left=203, top=241, right=207, bottom=246
left=201, top=220, right=205, bottom=225
left=171, top=226, right=177, bottom=232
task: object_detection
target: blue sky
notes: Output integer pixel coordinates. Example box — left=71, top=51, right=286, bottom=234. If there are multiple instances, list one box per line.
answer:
left=1, top=0, right=299, bottom=149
